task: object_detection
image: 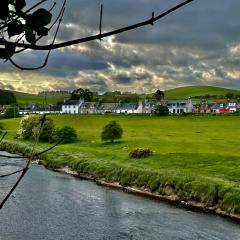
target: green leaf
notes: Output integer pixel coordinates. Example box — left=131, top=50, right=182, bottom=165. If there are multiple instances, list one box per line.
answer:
left=32, top=8, right=52, bottom=26
left=8, top=20, right=23, bottom=38
left=15, top=0, right=26, bottom=12
left=25, top=32, right=36, bottom=45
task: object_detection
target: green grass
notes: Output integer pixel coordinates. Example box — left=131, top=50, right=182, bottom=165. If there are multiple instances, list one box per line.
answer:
left=165, top=85, right=240, bottom=99
left=1, top=115, right=240, bottom=213
left=16, top=95, right=67, bottom=106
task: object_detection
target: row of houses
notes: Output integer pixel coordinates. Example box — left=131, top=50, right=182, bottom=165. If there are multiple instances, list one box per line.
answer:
left=196, top=102, right=238, bottom=113
left=18, top=99, right=239, bottom=115
left=61, top=99, right=195, bottom=114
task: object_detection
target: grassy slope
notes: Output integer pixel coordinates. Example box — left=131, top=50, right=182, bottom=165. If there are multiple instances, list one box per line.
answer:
left=165, top=86, right=240, bottom=99
left=16, top=95, right=67, bottom=106
left=1, top=115, right=240, bottom=213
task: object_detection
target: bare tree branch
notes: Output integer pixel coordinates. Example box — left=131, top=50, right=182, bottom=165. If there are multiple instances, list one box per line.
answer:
left=2, top=0, right=195, bottom=51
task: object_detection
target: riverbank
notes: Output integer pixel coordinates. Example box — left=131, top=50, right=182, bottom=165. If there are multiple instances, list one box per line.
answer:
left=1, top=115, right=240, bottom=222
left=53, top=165, right=240, bottom=222
left=1, top=140, right=240, bottom=222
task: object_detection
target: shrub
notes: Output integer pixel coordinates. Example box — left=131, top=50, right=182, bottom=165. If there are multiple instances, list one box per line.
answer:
left=129, top=148, right=152, bottom=158
left=0, top=123, right=4, bottom=134
left=17, top=115, right=54, bottom=142
left=101, top=120, right=123, bottom=143
left=153, top=105, right=169, bottom=116
left=3, top=106, right=19, bottom=119
left=51, top=126, right=77, bottom=144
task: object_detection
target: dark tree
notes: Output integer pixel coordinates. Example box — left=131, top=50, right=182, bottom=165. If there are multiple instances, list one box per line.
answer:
left=153, top=105, right=169, bottom=116
left=154, top=89, right=164, bottom=101
left=70, top=88, right=93, bottom=102
left=3, top=105, right=19, bottom=119
left=101, top=120, right=123, bottom=143
left=225, top=92, right=234, bottom=100
left=0, top=90, right=16, bottom=105
left=0, top=0, right=194, bottom=70
left=119, top=93, right=139, bottom=103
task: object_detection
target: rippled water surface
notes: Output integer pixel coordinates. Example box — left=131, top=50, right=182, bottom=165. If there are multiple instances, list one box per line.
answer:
left=0, top=152, right=239, bottom=240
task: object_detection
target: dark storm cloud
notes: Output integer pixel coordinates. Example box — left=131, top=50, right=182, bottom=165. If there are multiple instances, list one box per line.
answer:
left=2, top=0, right=240, bottom=92
left=6, top=49, right=109, bottom=78
left=114, top=75, right=133, bottom=84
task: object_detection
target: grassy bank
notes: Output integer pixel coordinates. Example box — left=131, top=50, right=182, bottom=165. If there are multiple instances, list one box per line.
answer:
left=1, top=115, right=240, bottom=215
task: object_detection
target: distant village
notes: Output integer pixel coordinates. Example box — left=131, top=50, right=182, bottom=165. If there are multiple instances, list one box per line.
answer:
left=18, top=88, right=240, bottom=115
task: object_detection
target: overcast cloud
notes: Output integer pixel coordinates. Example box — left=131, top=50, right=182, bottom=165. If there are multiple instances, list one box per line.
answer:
left=1, top=0, right=240, bottom=93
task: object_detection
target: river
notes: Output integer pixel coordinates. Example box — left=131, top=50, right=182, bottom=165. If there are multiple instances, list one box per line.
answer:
left=0, top=152, right=239, bottom=240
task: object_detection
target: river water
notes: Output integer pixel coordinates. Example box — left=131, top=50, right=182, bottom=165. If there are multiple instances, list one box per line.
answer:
left=0, top=152, right=239, bottom=240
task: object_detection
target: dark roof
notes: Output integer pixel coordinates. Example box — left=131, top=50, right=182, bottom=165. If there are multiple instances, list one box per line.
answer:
left=117, top=103, right=138, bottom=110
left=63, top=100, right=79, bottom=106
left=80, top=102, right=99, bottom=109
left=98, top=103, right=118, bottom=110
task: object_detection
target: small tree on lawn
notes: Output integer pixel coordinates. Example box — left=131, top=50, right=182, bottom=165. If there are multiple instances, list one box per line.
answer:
left=101, top=121, right=123, bottom=143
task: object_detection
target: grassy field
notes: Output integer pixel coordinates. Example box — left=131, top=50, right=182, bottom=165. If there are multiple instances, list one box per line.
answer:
left=165, top=85, right=240, bottom=99
left=16, top=95, right=67, bottom=106
left=1, top=115, right=240, bottom=214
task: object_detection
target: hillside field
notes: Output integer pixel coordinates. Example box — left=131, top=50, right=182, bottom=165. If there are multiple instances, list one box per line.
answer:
left=16, top=95, right=67, bottom=106
left=1, top=115, right=240, bottom=213
left=164, top=86, right=240, bottom=99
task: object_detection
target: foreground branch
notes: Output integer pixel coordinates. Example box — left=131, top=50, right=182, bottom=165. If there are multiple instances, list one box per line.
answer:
left=2, top=0, right=195, bottom=51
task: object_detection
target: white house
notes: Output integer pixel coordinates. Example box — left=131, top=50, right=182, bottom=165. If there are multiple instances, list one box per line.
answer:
left=167, top=99, right=194, bottom=114
left=61, top=99, right=84, bottom=114
left=97, top=103, right=119, bottom=114
left=116, top=103, right=139, bottom=114
left=227, top=102, right=237, bottom=112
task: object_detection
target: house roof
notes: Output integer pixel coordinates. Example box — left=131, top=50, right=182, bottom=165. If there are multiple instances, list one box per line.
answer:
left=80, top=102, right=99, bottom=109
left=98, top=103, right=119, bottom=110
left=117, top=103, right=138, bottom=110
left=63, top=100, right=80, bottom=106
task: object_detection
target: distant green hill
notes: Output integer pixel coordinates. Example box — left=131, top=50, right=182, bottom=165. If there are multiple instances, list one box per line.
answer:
left=1, top=90, right=70, bottom=106
left=164, top=86, right=240, bottom=99
left=16, top=95, right=68, bottom=106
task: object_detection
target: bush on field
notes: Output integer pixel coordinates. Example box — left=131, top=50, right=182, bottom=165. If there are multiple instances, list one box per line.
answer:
left=0, top=123, right=4, bottom=134
left=101, top=120, right=123, bottom=143
left=51, top=126, right=77, bottom=144
left=17, top=115, right=54, bottom=142
left=153, top=105, right=169, bottom=116
left=129, top=148, right=152, bottom=158
left=3, top=106, right=19, bottom=119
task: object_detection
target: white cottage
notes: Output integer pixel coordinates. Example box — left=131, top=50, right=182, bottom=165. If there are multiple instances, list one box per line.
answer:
left=61, top=99, right=84, bottom=114
left=167, top=99, right=194, bottom=114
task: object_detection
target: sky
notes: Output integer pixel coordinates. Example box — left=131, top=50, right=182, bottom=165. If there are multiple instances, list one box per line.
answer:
left=1, top=0, right=240, bottom=94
